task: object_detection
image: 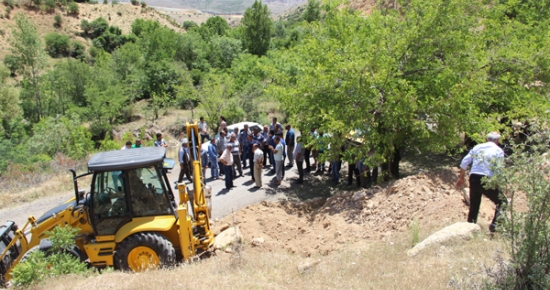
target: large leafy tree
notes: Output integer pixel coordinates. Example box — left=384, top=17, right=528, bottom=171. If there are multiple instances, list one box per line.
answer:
left=9, top=13, right=48, bottom=123
left=271, top=0, right=494, bottom=178
left=241, top=0, right=273, bottom=56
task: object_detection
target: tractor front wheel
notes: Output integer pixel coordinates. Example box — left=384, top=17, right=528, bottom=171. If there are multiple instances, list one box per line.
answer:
left=115, top=232, right=176, bottom=272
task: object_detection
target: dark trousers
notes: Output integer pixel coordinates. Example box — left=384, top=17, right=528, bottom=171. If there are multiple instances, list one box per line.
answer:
left=251, top=162, right=255, bottom=181
left=178, top=164, right=192, bottom=183
left=304, top=148, right=311, bottom=170
left=297, top=160, right=304, bottom=182
left=242, top=145, right=249, bottom=167
left=232, top=154, right=242, bottom=177
left=223, top=165, right=234, bottom=189
left=348, top=163, right=360, bottom=186
left=468, top=174, right=507, bottom=228
left=200, top=134, right=210, bottom=144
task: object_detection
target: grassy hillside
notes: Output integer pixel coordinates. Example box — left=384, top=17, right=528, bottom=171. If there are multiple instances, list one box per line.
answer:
left=0, top=2, right=182, bottom=59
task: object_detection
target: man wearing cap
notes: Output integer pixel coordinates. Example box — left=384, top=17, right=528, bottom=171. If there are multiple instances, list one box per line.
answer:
left=177, top=138, right=193, bottom=186
left=220, top=143, right=235, bottom=189
left=154, top=133, right=168, bottom=148
left=456, top=132, right=507, bottom=232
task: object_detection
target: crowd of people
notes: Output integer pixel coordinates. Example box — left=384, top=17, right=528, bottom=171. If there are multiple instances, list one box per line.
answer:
left=119, top=119, right=381, bottom=191
left=120, top=120, right=507, bottom=233
left=172, top=116, right=381, bottom=191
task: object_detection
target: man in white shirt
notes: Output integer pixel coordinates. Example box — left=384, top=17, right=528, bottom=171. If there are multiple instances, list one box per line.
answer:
left=220, top=143, right=235, bottom=189
left=456, top=132, right=506, bottom=232
left=270, top=136, right=284, bottom=185
left=253, top=143, right=264, bottom=188
left=198, top=117, right=210, bottom=144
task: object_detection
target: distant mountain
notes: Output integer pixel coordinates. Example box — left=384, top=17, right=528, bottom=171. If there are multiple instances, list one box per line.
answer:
left=145, top=0, right=307, bottom=14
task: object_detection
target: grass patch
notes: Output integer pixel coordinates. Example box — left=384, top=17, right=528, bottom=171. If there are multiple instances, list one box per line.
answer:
left=24, top=226, right=506, bottom=289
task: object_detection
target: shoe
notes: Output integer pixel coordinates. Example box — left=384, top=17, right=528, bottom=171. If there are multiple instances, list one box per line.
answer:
left=489, top=225, right=496, bottom=233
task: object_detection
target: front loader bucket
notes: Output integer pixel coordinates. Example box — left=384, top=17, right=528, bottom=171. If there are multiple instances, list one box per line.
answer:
left=0, top=221, right=21, bottom=285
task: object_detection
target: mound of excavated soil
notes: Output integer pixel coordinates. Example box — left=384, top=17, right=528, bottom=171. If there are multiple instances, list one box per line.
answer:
left=212, top=168, right=526, bottom=257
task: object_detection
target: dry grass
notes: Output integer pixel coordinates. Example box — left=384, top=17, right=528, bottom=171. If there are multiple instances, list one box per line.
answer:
left=0, top=2, right=182, bottom=59
left=23, top=225, right=506, bottom=290
left=0, top=155, right=90, bottom=209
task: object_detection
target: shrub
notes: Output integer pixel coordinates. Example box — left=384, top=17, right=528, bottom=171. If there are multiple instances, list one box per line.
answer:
left=31, top=0, right=41, bottom=6
left=11, top=226, right=90, bottom=286
left=45, top=0, right=55, bottom=12
left=130, top=0, right=138, bottom=5
left=5, top=6, right=11, bottom=18
left=67, top=1, right=79, bottom=14
left=3, top=0, right=15, bottom=7
left=44, top=32, right=70, bottom=57
left=487, top=130, right=550, bottom=289
left=3, top=54, right=20, bottom=74
left=54, top=14, right=62, bottom=27
left=140, top=1, right=146, bottom=7
left=111, top=0, right=117, bottom=4
left=116, top=11, right=121, bottom=16
left=103, top=0, right=107, bottom=3
left=69, top=40, right=85, bottom=60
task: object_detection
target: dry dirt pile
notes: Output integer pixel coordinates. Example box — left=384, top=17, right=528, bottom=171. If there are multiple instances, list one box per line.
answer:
left=213, top=168, right=519, bottom=257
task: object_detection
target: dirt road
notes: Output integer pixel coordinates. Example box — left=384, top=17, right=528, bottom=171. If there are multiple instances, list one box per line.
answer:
left=0, top=162, right=300, bottom=227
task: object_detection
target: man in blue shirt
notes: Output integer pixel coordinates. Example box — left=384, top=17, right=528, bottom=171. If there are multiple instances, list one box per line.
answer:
left=208, top=138, right=219, bottom=180
left=285, top=124, right=295, bottom=167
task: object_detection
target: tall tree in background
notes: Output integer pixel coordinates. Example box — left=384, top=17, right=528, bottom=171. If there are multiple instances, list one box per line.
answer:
left=241, top=0, right=273, bottom=56
left=302, top=0, right=321, bottom=22
left=9, top=13, right=47, bottom=123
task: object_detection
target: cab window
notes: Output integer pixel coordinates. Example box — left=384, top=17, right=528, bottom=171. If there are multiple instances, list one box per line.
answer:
left=128, top=167, right=172, bottom=217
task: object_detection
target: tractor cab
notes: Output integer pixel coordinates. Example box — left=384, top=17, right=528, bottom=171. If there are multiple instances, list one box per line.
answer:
left=84, top=147, right=177, bottom=237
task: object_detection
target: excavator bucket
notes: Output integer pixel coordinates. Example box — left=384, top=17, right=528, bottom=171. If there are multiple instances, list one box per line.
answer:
left=0, top=221, right=21, bottom=285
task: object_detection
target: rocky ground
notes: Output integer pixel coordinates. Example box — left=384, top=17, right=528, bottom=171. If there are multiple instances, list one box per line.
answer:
left=212, top=168, right=527, bottom=257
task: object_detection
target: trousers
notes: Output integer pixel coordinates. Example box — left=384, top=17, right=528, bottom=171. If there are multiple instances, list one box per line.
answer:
left=468, top=174, right=507, bottom=230
left=254, top=163, right=262, bottom=187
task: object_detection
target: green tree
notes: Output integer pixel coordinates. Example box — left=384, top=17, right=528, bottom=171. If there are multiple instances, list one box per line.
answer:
left=199, top=16, right=230, bottom=39
left=9, top=13, right=48, bottom=123
left=54, top=14, right=63, bottom=27
left=241, top=0, right=272, bottom=56
left=44, top=32, right=70, bottom=57
left=195, top=72, right=234, bottom=134
left=0, top=65, right=22, bottom=136
left=302, top=0, right=321, bottom=22
left=207, top=36, right=243, bottom=69
left=182, top=20, right=198, bottom=31
left=271, top=0, right=488, bottom=178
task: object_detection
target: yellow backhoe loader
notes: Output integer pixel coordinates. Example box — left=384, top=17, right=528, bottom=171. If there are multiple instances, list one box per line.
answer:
left=0, top=122, right=213, bottom=285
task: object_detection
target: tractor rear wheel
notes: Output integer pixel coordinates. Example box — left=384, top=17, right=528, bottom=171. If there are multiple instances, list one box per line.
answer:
left=115, top=232, right=176, bottom=272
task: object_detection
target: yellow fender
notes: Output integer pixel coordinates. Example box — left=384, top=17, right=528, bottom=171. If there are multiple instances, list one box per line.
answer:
left=115, top=216, right=177, bottom=243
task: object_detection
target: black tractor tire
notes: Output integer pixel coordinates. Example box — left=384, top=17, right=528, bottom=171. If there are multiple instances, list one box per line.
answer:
left=114, top=232, right=176, bottom=271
